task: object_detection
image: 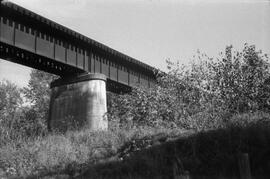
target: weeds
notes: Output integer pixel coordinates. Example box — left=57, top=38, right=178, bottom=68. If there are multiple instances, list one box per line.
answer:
left=0, top=126, right=184, bottom=178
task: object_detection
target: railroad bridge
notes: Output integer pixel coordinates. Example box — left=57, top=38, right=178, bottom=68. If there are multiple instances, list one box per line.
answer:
left=0, top=1, right=157, bottom=131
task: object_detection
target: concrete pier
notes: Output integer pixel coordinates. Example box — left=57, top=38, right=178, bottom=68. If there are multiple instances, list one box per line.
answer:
left=48, top=73, right=108, bottom=132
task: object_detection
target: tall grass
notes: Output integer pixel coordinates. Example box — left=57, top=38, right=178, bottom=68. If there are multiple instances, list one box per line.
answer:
left=79, top=116, right=270, bottom=179
left=0, top=126, right=184, bottom=178
left=0, top=112, right=270, bottom=178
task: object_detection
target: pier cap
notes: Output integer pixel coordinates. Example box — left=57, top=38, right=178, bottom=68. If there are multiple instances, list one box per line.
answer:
left=50, top=73, right=107, bottom=88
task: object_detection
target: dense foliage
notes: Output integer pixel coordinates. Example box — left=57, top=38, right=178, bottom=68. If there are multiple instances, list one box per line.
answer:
left=0, top=70, right=57, bottom=146
left=108, top=44, right=270, bottom=130
left=23, top=69, right=58, bottom=132
left=0, top=80, right=23, bottom=145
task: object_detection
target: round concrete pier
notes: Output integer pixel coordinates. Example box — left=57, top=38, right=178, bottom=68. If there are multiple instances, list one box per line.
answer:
left=49, top=73, right=108, bottom=132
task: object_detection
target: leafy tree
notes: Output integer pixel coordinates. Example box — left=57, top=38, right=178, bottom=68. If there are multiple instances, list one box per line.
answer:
left=23, top=69, right=58, bottom=131
left=205, top=44, right=270, bottom=113
left=0, top=80, right=24, bottom=144
left=0, top=80, right=22, bottom=119
left=108, top=44, right=270, bottom=131
left=108, top=85, right=178, bottom=129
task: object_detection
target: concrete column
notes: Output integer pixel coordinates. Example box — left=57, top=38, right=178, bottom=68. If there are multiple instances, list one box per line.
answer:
left=48, top=73, right=108, bottom=132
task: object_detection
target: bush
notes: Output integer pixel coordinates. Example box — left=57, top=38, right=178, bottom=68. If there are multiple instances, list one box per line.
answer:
left=0, top=80, right=24, bottom=146
left=108, top=44, right=270, bottom=131
left=108, top=86, right=179, bottom=129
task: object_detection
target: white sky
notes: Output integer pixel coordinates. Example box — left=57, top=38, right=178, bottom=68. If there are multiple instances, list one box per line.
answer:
left=0, top=0, right=270, bottom=87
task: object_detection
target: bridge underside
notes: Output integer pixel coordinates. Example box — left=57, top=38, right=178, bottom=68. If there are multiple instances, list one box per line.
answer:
left=0, top=42, right=131, bottom=93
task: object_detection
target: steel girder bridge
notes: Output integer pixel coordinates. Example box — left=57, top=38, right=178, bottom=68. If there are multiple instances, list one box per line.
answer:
left=0, top=1, right=157, bottom=131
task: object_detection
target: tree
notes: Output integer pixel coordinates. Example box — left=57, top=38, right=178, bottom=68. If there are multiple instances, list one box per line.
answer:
left=206, top=44, right=270, bottom=112
left=0, top=80, right=22, bottom=119
left=23, top=69, right=58, bottom=131
left=0, top=80, right=24, bottom=144
left=108, top=44, right=270, bottom=131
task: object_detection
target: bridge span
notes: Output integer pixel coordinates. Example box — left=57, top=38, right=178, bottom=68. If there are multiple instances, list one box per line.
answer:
left=0, top=1, right=157, bottom=131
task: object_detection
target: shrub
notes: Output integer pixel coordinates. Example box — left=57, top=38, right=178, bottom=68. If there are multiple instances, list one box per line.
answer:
left=108, top=44, right=270, bottom=131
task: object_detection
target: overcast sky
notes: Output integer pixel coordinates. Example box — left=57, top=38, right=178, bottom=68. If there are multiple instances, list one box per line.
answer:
left=0, top=0, right=269, bottom=87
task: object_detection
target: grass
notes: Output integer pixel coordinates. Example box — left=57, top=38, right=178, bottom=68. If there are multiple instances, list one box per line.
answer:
left=79, top=122, right=270, bottom=179
left=0, top=112, right=270, bottom=178
left=0, top=126, right=185, bottom=178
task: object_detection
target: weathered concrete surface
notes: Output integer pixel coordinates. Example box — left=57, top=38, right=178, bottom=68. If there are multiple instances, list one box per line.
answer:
left=48, top=73, right=108, bottom=132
